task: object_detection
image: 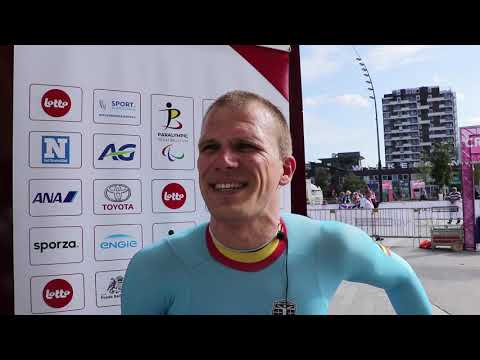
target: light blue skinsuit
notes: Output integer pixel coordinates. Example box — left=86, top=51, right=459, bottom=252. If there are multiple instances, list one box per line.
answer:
left=121, top=213, right=432, bottom=315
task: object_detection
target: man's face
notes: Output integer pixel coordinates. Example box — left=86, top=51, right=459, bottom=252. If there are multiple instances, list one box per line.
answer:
left=197, top=103, right=294, bottom=223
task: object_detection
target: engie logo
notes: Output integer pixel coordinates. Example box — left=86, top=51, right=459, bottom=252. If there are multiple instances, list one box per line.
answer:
left=162, top=183, right=186, bottom=209
left=94, top=134, right=141, bottom=169
left=42, top=279, right=73, bottom=309
left=42, top=136, right=70, bottom=164
left=98, top=143, right=136, bottom=161
left=41, top=89, right=71, bottom=117
left=94, top=224, right=142, bottom=261
left=100, top=233, right=138, bottom=250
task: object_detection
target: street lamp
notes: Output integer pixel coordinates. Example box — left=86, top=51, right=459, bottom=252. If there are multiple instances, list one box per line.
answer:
left=353, top=47, right=383, bottom=203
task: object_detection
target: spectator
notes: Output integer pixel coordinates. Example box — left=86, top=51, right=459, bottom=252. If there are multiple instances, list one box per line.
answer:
left=446, top=186, right=462, bottom=224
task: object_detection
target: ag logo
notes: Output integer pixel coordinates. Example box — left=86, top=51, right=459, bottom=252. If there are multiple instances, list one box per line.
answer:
left=41, top=89, right=71, bottom=117
left=43, top=279, right=73, bottom=308
left=98, top=144, right=136, bottom=161
left=162, top=183, right=186, bottom=209
left=104, top=184, right=131, bottom=202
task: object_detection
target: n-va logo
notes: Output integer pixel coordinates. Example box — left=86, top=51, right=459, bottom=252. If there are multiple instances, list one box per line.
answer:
left=98, top=144, right=136, bottom=161
left=32, top=191, right=78, bottom=204
left=42, top=136, right=70, bottom=164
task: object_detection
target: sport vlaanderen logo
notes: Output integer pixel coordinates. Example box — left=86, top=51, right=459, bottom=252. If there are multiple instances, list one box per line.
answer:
left=41, top=89, right=71, bottom=118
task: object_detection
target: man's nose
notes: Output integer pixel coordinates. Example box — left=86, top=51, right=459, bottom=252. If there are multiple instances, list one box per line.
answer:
left=214, top=148, right=239, bottom=169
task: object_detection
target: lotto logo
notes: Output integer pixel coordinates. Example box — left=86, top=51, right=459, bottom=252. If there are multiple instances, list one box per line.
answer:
left=41, top=89, right=71, bottom=117
left=42, top=279, right=73, bottom=308
left=162, top=183, right=186, bottom=209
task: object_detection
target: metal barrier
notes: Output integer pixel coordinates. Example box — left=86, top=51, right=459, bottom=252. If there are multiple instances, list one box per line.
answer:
left=307, top=206, right=463, bottom=243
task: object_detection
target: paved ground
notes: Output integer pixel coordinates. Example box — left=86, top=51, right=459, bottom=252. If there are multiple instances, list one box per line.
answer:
left=328, top=237, right=480, bottom=315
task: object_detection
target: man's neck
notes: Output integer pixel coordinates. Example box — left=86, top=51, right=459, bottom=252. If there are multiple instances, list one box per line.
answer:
left=209, top=214, right=280, bottom=251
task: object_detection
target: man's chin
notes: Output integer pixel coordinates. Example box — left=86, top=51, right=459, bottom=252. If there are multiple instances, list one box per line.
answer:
left=207, top=205, right=253, bottom=222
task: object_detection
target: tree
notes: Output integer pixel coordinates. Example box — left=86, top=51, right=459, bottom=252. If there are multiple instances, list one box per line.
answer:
left=417, top=149, right=432, bottom=184
left=313, top=166, right=331, bottom=192
left=342, top=173, right=366, bottom=192
left=430, top=141, right=453, bottom=194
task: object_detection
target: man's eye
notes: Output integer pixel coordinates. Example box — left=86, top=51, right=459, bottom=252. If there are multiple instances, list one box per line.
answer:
left=200, top=144, right=218, bottom=152
left=237, top=143, right=256, bottom=151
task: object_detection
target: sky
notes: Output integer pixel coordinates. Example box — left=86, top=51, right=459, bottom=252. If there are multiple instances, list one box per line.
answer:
left=299, top=45, right=480, bottom=167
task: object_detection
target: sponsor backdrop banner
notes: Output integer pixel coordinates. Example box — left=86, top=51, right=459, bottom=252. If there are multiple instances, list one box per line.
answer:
left=13, top=45, right=291, bottom=314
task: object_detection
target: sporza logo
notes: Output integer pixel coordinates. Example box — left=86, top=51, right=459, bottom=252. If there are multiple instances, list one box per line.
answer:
left=32, top=191, right=77, bottom=204
left=42, top=136, right=70, bottom=164
left=98, top=143, right=136, bottom=161
left=162, top=144, right=184, bottom=161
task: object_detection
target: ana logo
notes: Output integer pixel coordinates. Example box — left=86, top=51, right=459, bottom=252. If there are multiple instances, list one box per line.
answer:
left=43, top=279, right=73, bottom=309
left=162, top=183, right=186, bottom=209
left=98, top=144, right=136, bottom=161
left=100, top=233, right=138, bottom=249
left=101, top=275, right=124, bottom=300
left=41, top=136, right=70, bottom=164
left=162, top=144, right=185, bottom=162
left=34, top=240, right=79, bottom=253
left=32, top=191, right=77, bottom=204
left=160, top=102, right=182, bottom=129
left=41, top=89, right=71, bottom=117
left=104, top=184, right=131, bottom=202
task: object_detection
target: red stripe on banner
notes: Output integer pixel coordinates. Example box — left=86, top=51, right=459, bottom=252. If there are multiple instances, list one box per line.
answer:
left=205, top=219, right=287, bottom=272
left=230, top=45, right=290, bottom=101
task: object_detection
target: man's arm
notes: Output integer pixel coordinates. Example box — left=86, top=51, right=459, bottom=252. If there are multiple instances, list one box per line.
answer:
left=326, top=222, right=432, bottom=315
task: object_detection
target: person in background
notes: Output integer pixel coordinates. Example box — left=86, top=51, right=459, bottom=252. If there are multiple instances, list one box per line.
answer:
left=446, top=186, right=462, bottom=224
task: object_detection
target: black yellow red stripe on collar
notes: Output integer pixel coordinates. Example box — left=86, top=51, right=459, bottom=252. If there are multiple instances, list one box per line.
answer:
left=376, top=243, right=392, bottom=256
left=205, top=218, right=287, bottom=272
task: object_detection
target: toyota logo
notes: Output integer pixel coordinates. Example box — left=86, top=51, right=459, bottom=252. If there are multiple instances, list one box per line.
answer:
left=104, top=184, right=131, bottom=202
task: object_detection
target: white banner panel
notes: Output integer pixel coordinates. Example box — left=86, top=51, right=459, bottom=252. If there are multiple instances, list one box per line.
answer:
left=13, top=45, right=291, bottom=314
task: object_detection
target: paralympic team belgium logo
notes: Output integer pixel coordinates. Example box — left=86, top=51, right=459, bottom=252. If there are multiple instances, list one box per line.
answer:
left=151, top=94, right=195, bottom=170
left=152, top=95, right=194, bottom=170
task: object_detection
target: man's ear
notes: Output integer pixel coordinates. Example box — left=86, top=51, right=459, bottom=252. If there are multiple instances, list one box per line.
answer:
left=279, top=156, right=296, bottom=186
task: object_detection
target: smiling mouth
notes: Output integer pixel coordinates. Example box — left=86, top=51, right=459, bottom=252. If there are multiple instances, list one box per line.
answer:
left=209, top=182, right=248, bottom=193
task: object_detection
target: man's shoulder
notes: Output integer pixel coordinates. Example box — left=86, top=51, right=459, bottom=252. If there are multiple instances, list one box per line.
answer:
left=132, top=222, right=209, bottom=269
left=282, top=212, right=360, bottom=244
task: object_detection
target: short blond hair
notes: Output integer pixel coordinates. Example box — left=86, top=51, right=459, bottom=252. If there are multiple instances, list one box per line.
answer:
left=203, top=90, right=292, bottom=159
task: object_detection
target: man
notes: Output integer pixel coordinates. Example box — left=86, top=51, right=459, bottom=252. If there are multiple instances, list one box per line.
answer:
left=121, top=90, right=432, bottom=315
left=446, top=186, right=462, bottom=224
